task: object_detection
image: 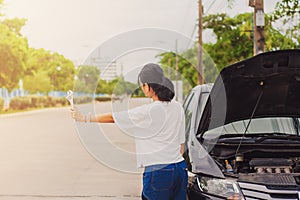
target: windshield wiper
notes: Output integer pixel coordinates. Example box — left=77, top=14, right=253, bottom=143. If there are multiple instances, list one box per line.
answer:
left=254, top=132, right=294, bottom=136
left=255, top=133, right=300, bottom=143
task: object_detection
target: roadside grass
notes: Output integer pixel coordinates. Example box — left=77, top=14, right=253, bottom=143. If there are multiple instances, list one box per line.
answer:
left=0, top=105, right=69, bottom=115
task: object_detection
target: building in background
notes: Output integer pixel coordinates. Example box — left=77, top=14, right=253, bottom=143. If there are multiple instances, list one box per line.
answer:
left=83, top=48, right=117, bottom=81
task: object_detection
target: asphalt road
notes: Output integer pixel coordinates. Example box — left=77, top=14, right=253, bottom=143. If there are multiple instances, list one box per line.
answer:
left=0, top=99, right=150, bottom=200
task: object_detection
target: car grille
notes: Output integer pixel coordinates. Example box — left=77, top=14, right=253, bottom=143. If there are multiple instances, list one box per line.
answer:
left=239, top=180, right=300, bottom=200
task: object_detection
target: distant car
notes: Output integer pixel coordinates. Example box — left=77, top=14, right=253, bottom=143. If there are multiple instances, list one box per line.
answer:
left=183, top=50, right=300, bottom=200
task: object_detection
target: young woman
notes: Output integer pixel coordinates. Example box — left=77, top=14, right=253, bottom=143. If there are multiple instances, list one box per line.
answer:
left=71, top=63, right=187, bottom=200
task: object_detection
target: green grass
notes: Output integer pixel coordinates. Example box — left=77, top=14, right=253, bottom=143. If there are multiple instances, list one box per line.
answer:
left=0, top=108, right=38, bottom=115
left=0, top=105, right=69, bottom=115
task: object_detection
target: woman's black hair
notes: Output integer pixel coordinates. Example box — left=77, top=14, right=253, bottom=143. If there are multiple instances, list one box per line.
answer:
left=138, top=63, right=175, bottom=102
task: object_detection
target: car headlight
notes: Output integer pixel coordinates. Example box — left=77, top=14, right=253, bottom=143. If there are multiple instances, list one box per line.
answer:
left=196, top=175, right=245, bottom=200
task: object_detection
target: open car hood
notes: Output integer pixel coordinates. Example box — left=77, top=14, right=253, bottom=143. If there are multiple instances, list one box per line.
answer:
left=198, top=50, right=300, bottom=135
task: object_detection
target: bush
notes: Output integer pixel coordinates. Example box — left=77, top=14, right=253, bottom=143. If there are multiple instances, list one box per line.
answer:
left=55, top=97, right=69, bottom=106
left=94, top=96, right=112, bottom=102
left=0, top=98, right=4, bottom=111
left=31, top=96, right=48, bottom=107
left=46, top=96, right=56, bottom=107
left=8, top=95, right=93, bottom=111
left=9, top=96, right=70, bottom=110
left=9, top=97, right=32, bottom=110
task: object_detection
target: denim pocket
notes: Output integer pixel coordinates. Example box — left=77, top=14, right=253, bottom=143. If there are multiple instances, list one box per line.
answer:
left=151, top=168, right=174, bottom=191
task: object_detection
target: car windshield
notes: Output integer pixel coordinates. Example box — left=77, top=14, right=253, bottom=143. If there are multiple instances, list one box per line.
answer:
left=203, top=117, right=300, bottom=137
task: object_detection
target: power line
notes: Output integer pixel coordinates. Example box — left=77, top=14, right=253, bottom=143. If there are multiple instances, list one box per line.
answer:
left=180, top=0, right=194, bottom=31
left=204, top=0, right=217, bottom=14
left=185, top=23, right=197, bottom=50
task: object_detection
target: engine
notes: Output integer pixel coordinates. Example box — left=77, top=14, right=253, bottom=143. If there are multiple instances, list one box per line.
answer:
left=249, top=158, right=293, bottom=174
left=222, top=155, right=300, bottom=174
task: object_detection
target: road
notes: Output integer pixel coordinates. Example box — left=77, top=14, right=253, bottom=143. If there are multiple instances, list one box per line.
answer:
left=0, top=99, right=149, bottom=200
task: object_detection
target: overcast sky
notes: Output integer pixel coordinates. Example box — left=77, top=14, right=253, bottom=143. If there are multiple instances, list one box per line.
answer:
left=3, top=0, right=279, bottom=75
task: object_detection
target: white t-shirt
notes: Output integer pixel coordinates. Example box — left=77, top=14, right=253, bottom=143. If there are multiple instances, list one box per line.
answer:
left=113, top=100, right=185, bottom=168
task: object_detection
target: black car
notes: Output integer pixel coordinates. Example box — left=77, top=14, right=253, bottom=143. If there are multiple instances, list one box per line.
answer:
left=183, top=50, right=300, bottom=200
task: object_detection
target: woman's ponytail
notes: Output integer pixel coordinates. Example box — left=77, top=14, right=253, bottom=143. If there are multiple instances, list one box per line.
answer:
left=155, top=77, right=175, bottom=101
left=138, top=63, right=175, bottom=102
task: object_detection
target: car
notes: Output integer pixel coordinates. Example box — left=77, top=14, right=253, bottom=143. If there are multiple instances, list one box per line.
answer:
left=183, top=49, right=300, bottom=200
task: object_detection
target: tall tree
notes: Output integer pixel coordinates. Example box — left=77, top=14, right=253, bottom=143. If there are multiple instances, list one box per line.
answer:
left=2, top=18, right=27, bottom=36
left=202, top=12, right=299, bottom=70
left=202, top=13, right=254, bottom=71
left=47, top=52, right=75, bottom=91
left=158, top=46, right=218, bottom=88
left=0, top=1, right=29, bottom=91
left=158, top=11, right=299, bottom=87
left=24, top=48, right=75, bottom=94
left=0, top=22, right=28, bottom=91
left=23, top=48, right=53, bottom=94
left=0, top=1, right=75, bottom=94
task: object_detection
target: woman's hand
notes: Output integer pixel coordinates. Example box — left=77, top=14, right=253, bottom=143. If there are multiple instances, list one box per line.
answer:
left=70, top=108, right=114, bottom=123
left=70, top=107, right=87, bottom=122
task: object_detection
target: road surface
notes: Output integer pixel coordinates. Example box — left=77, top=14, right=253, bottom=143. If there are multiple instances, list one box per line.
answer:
left=0, top=99, right=149, bottom=200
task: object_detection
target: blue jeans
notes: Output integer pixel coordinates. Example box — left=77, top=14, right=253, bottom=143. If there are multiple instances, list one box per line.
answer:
left=142, top=160, right=188, bottom=200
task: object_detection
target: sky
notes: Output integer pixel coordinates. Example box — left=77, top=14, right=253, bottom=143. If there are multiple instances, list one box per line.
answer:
left=2, top=0, right=280, bottom=78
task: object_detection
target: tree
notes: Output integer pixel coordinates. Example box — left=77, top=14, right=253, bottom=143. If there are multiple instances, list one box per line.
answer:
left=23, top=71, right=52, bottom=94
left=0, top=23, right=28, bottom=91
left=74, top=65, right=100, bottom=94
left=271, top=0, right=300, bottom=47
left=111, top=77, right=138, bottom=96
left=23, top=48, right=53, bottom=94
left=158, top=13, right=254, bottom=85
left=0, top=1, right=29, bottom=91
left=2, top=18, right=27, bottom=36
left=202, top=12, right=299, bottom=71
left=265, top=15, right=299, bottom=51
left=95, top=76, right=138, bottom=96
left=158, top=46, right=218, bottom=89
left=47, top=52, right=75, bottom=91
left=227, top=0, right=300, bottom=47
left=24, top=48, right=75, bottom=94
left=96, top=79, right=112, bottom=94
left=0, top=1, right=75, bottom=94
left=202, top=13, right=254, bottom=71
left=272, top=0, right=299, bottom=21
left=158, top=11, right=299, bottom=87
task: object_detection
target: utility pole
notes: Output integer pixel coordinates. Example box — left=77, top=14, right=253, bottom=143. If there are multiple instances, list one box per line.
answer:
left=197, top=0, right=204, bottom=84
left=249, top=0, right=265, bottom=55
